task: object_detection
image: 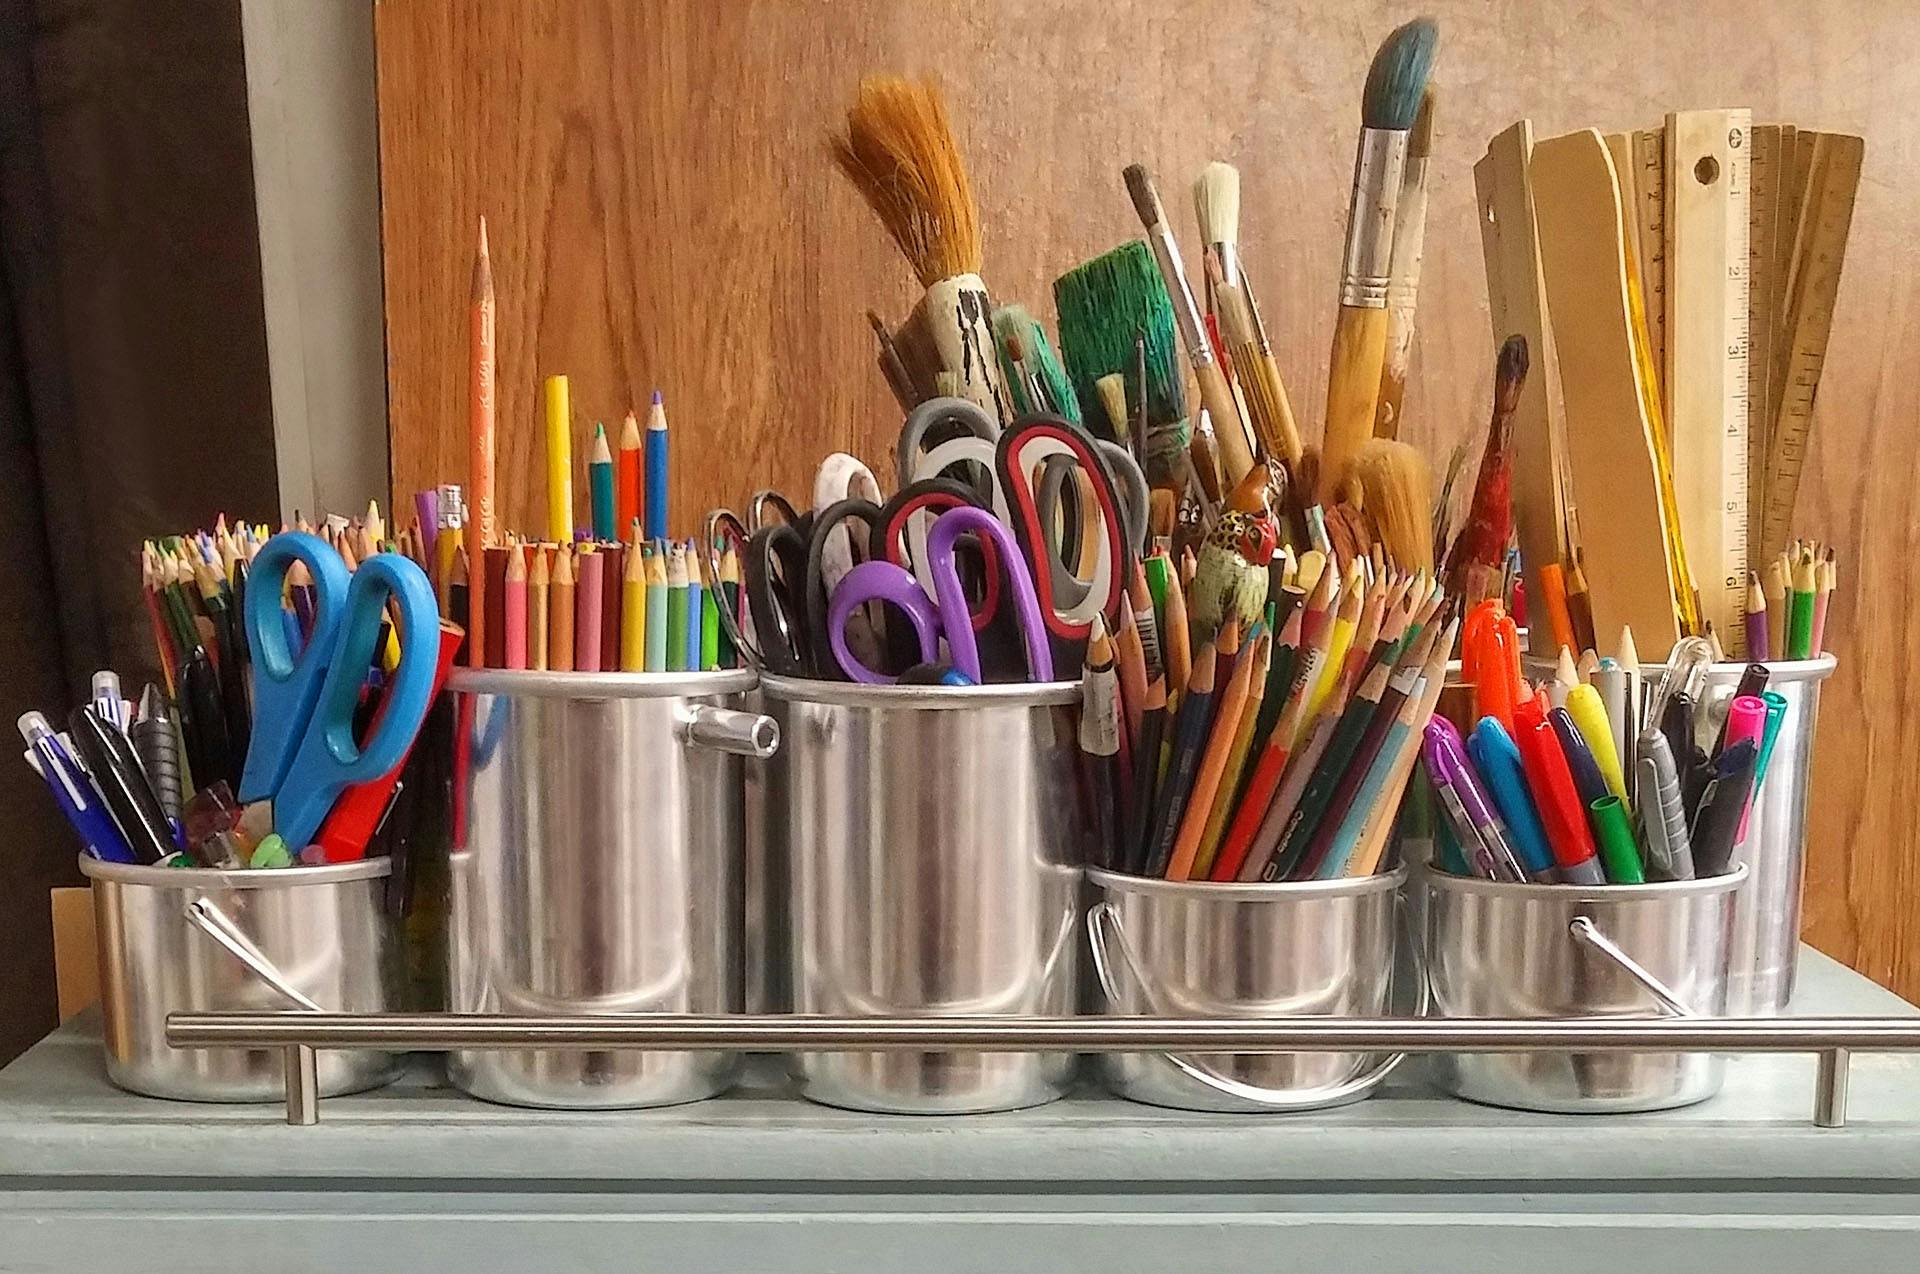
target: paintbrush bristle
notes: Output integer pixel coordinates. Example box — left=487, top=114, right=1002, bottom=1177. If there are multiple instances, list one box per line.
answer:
left=1360, top=17, right=1439, bottom=130
left=1351, top=438, right=1434, bottom=573
left=1095, top=373, right=1130, bottom=436
left=992, top=304, right=1036, bottom=366
left=1054, top=241, right=1184, bottom=428
left=1122, top=163, right=1167, bottom=232
left=830, top=75, right=982, bottom=285
left=1193, top=162, right=1240, bottom=248
left=1409, top=85, right=1437, bottom=156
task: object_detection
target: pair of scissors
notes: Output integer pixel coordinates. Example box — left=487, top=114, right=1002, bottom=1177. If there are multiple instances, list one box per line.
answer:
left=827, top=506, right=1052, bottom=684
left=737, top=497, right=890, bottom=679
left=238, top=531, right=440, bottom=850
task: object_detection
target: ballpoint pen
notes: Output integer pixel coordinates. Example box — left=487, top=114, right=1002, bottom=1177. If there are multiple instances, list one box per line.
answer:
left=18, top=712, right=138, bottom=863
left=1635, top=728, right=1695, bottom=880
left=1690, top=738, right=1759, bottom=878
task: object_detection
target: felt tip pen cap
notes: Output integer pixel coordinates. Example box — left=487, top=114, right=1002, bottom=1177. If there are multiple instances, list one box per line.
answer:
left=1549, top=706, right=1612, bottom=809
left=1588, top=794, right=1646, bottom=884
left=1723, top=694, right=1768, bottom=752
left=1465, top=716, right=1556, bottom=879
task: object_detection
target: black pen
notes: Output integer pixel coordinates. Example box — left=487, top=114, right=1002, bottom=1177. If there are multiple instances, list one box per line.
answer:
left=1689, top=738, right=1759, bottom=878
left=67, top=704, right=176, bottom=864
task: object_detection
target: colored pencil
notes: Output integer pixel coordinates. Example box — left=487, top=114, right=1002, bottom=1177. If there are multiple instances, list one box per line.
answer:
left=620, top=540, right=647, bottom=671
left=645, top=544, right=669, bottom=672
left=589, top=423, right=616, bottom=541
left=503, top=542, right=528, bottom=670
left=549, top=544, right=575, bottom=672
left=685, top=542, right=705, bottom=671
left=665, top=541, right=689, bottom=672
left=468, top=218, right=496, bottom=673
left=528, top=545, right=550, bottom=671
left=574, top=548, right=604, bottom=673
left=1142, top=642, right=1219, bottom=878
left=1166, top=624, right=1252, bottom=881
left=644, top=390, right=669, bottom=542
left=545, top=374, right=573, bottom=543
left=616, top=410, right=642, bottom=543
left=1192, top=631, right=1272, bottom=877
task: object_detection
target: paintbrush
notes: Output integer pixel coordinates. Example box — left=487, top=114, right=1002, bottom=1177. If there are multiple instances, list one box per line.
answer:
left=1197, top=162, right=1305, bottom=467
left=992, top=304, right=1079, bottom=424
left=1320, top=16, right=1439, bottom=500
left=1123, top=163, right=1256, bottom=485
left=1350, top=438, right=1433, bottom=574
left=831, top=76, right=1010, bottom=421
left=1056, top=242, right=1197, bottom=498
left=1445, top=335, right=1528, bottom=602
left=1375, top=86, right=1436, bottom=438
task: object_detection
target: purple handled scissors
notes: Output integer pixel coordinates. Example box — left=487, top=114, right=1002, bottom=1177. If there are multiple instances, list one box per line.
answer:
left=827, top=506, right=1052, bottom=684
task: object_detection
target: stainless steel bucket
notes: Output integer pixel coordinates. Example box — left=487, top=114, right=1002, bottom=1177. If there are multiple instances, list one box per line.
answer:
left=761, top=675, right=1084, bottom=1114
left=446, top=668, right=778, bottom=1109
left=1514, top=653, right=1832, bottom=1014
left=1087, top=866, right=1410, bottom=1112
left=81, top=855, right=401, bottom=1101
left=1423, top=863, right=1745, bottom=1112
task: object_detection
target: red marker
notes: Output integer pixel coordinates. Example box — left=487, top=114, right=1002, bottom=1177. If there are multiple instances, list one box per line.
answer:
left=1513, top=699, right=1606, bottom=885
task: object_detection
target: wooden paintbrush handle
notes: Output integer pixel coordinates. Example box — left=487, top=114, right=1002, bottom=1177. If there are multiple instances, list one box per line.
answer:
left=1322, top=304, right=1390, bottom=500
left=1195, top=360, right=1255, bottom=485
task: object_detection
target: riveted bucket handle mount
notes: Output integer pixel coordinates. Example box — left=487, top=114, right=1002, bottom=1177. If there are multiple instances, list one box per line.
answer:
left=1088, top=895, right=1427, bottom=1110
left=680, top=705, right=780, bottom=758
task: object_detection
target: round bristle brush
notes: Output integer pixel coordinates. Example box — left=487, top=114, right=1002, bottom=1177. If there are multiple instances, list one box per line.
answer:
left=831, top=76, right=1010, bottom=421
left=1320, top=17, right=1439, bottom=500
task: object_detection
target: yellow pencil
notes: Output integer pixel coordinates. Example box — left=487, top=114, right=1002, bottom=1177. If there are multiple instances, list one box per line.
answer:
left=544, top=374, right=574, bottom=543
left=1309, top=559, right=1364, bottom=720
left=620, top=540, right=647, bottom=671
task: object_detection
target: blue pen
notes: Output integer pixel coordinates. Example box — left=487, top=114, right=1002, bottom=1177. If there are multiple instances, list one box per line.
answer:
left=1466, top=716, right=1557, bottom=881
left=643, top=390, right=669, bottom=542
left=17, top=712, right=137, bottom=863
left=684, top=547, right=705, bottom=672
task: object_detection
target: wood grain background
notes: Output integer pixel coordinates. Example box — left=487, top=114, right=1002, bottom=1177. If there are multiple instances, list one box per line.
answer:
left=374, top=0, right=1920, bottom=996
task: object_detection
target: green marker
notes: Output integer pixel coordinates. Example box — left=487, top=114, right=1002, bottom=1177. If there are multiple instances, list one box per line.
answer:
left=1588, top=796, right=1645, bottom=884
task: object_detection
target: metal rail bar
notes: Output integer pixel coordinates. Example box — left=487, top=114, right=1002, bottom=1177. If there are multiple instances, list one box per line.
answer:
left=168, top=1012, right=1898, bottom=1129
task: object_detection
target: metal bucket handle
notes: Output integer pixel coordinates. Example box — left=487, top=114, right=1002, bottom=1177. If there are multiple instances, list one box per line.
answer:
left=680, top=705, right=780, bottom=758
left=182, top=897, right=325, bottom=1012
left=1087, top=894, right=1426, bottom=1110
left=1568, top=915, right=1701, bottom=1017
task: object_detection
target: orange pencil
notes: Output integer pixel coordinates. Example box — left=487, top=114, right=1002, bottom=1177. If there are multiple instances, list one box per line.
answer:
left=1164, top=622, right=1253, bottom=880
left=467, top=216, right=496, bottom=671
left=528, top=545, right=551, bottom=671
left=616, top=410, right=643, bottom=543
left=1537, top=561, right=1576, bottom=658
left=549, top=545, right=575, bottom=672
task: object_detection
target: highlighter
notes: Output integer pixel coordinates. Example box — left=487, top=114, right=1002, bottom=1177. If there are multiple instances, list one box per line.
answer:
left=1565, top=683, right=1631, bottom=806
left=1515, top=711, right=1606, bottom=885
left=1465, top=717, right=1557, bottom=881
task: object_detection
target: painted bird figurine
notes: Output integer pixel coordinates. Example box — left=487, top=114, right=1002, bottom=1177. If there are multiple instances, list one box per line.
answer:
left=1190, top=465, right=1279, bottom=638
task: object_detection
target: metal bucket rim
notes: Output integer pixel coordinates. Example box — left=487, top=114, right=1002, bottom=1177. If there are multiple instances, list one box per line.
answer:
left=1515, top=652, right=1835, bottom=685
left=78, top=854, right=393, bottom=889
left=759, top=672, right=1081, bottom=709
left=1087, top=864, right=1407, bottom=902
left=450, top=667, right=759, bottom=698
left=1415, top=860, right=1747, bottom=902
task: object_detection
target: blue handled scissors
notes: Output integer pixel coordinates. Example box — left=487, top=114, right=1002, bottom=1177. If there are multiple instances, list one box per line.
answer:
left=238, top=531, right=441, bottom=849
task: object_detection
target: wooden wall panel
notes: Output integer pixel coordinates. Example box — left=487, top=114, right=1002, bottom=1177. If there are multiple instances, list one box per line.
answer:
left=375, top=0, right=1920, bottom=996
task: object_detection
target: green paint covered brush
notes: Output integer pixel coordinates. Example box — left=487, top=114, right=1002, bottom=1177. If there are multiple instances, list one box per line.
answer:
left=992, top=304, right=1080, bottom=424
left=1053, top=240, right=1184, bottom=447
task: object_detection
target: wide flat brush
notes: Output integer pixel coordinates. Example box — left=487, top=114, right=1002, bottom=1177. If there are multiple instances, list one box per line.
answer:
left=1124, top=163, right=1256, bottom=485
left=832, top=76, right=1010, bottom=421
left=1320, top=16, right=1439, bottom=500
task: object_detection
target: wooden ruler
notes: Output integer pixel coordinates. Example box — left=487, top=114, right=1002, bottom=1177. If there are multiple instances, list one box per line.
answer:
left=1764, top=124, right=1801, bottom=439
left=1760, top=131, right=1864, bottom=566
left=1529, top=129, right=1684, bottom=649
left=1746, top=124, right=1781, bottom=538
left=1630, top=128, right=1669, bottom=399
left=1474, top=121, right=1566, bottom=630
left=1663, top=109, right=1751, bottom=653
